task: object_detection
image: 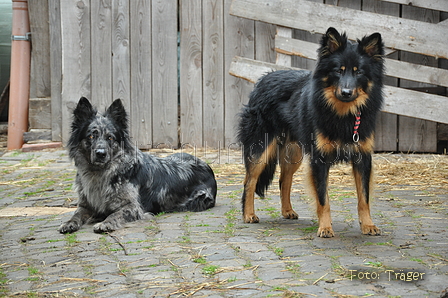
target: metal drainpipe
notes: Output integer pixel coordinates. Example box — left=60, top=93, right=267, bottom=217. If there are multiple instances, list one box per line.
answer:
left=7, top=0, right=31, bottom=150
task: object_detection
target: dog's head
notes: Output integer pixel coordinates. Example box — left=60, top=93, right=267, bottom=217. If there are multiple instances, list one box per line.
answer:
left=68, top=97, right=131, bottom=168
left=315, top=27, right=384, bottom=116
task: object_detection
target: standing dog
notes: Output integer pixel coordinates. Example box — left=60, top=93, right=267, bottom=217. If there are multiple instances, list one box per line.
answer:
left=237, top=27, right=384, bottom=237
left=59, top=97, right=217, bottom=234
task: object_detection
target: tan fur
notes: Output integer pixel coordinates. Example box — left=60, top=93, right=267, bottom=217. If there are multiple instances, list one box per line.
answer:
left=353, top=167, right=381, bottom=235
left=278, top=141, right=303, bottom=219
left=323, top=83, right=373, bottom=117
left=243, top=139, right=278, bottom=223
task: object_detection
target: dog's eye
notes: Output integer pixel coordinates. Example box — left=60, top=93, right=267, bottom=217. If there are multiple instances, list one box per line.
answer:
left=108, top=136, right=114, bottom=141
left=336, top=69, right=343, bottom=75
left=89, top=135, right=94, bottom=140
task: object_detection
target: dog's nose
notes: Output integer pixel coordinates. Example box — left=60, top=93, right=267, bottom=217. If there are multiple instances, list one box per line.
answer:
left=95, top=149, right=107, bottom=159
left=341, top=88, right=353, bottom=98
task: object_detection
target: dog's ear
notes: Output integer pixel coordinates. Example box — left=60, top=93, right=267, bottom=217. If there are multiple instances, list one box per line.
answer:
left=358, top=32, right=384, bottom=60
left=106, top=99, right=128, bottom=130
left=319, top=27, right=347, bottom=58
left=73, top=97, right=96, bottom=124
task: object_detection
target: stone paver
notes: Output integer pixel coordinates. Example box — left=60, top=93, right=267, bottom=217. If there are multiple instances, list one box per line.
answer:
left=0, top=149, right=447, bottom=297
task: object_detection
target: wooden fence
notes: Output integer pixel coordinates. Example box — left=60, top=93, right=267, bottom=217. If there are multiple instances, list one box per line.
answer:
left=28, top=0, right=448, bottom=152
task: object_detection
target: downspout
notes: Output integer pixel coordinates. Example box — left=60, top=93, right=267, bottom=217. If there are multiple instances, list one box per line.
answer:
left=7, top=0, right=31, bottom=150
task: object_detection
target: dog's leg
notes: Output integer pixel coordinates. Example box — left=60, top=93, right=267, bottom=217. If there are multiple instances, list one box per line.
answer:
left=353, top=154, right=380, bottom=235
left=309, top=162, right=334, bottom=238
left=93, top=204, right=144, bottom=233
left=278, top=144, right=302, bottom=219
left=242, top=140, right=277, bottom=223
left=58, top=204, right=92, bottom=234
left=242, top=163, right=266, bottom=223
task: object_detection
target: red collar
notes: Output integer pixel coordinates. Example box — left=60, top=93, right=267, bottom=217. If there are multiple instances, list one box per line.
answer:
left=353, top=111, right=361, bottom=143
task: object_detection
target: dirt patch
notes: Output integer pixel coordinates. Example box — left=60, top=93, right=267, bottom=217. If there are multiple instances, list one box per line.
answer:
left=0, top=207, right=74, bottom=217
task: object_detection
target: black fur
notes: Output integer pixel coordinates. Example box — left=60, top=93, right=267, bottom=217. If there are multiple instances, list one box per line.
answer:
left=59, top=97, right=217, bottom=234
left=237, top=27, right=384, bottom=237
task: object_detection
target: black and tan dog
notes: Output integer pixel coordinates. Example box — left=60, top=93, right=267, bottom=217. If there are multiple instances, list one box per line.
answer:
left=237, top=27, right=384, bottom=237
left=59, top=97, right=217, bottom=234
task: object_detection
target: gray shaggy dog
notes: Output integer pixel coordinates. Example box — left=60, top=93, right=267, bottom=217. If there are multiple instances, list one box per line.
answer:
left=59, top=97, right=217, bottom=234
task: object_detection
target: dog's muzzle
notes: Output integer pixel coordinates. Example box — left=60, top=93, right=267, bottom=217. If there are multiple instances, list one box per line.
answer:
left=91, top=148, right=109, bottom=166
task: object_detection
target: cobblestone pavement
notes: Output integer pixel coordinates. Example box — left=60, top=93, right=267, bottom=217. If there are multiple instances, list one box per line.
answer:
left=0, top=148, right=447, bottom=298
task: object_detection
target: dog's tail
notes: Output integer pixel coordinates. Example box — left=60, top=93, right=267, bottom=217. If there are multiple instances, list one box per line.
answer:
left=255, top=153, right=277, bottom=198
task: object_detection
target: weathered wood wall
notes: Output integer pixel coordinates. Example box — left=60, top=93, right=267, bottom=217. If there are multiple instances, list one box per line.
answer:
left=27, top=0, right=448, bottom=152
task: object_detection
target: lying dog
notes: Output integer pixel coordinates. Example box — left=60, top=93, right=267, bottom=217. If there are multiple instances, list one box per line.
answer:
left=59, top=97, right=217, bottom=233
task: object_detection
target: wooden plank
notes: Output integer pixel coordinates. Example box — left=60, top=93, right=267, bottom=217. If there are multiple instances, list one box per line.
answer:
left=179, top=0, right=203, bottom=147
left=112, top=0, right=130, bottom=113
left=379, top=0, right=448, bottom=13
left=386, top=58, right=448, bottom=88
left=28, top=0, right=51, bottom=98
left=398, top=117, right=437, bottom=152
left=23, top=129, right=52, bottom=143
left=397, top=4, right=439, bottom=153
left=229, top=56, right=293, bottom=83
left=130, top=0, right=152, bottom=149
left=151, top=0, right=178, bottom=148
left=223, top=0, right=255, bottom=147
left=438, top=123, right=448, bottom=141
left=229, top=0, right=448, bottom=59
left=275, top=35, right=318, bottom=60
left=383, top=86, right=447, bottom=125
left=275, top=27, right=292, bottom=66
left=48, top=0, right=62, bottom=141
left=203, top=0, right=224, bottom=148
left=374, top=112, right=397, bottom=151
left=29, top=98, right=51, bottom=129
left=289, top=0, right=323, bottom=71
left=90, top=0, right=112, bottom=109
left=363, top=0, right=399, bottom=152
left=229, top=56, right=448, bottom=124
left=254, top=21, right=276, bottom=63
left=60, top=0, right=91, bottom=144
left=275, top=36, right=448, bottom=88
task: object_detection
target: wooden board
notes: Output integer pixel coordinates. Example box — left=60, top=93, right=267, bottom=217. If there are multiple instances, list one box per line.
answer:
left=28, top=0, right=51, bottom=98
left=379, top=0, right=448, bottom=13
left=112, top=0, right=130, bottom=113
left=398, top=117, right=437, bottom=152
left=229, top=56, right=448, bottom=125
left=363, top=0, right=400, bottom=152
left=48, top=0, right=62, bottom=141
left=223, top=0, right=255, bottom=147
left=60, top=0, right=91, bottom=144
left=255, top=21, right=276, bottom=63
left=151, top=0, right=178, bottom=148
left=230, top=0, right=448, bottom=58
left=275, top=27, right=292, bottom=66
left=203, top=0, right=225, bottom=148
left=180, top=0, right=203, bottom=147
left=29, top=98, right=51, bottom=129
left=130, top=0, right=152, bottom=149
left=397, top=4, right=439, bottom=153
left=374, top=112, right=397, bottom=151
left=90, top=0, right=112, bottom=109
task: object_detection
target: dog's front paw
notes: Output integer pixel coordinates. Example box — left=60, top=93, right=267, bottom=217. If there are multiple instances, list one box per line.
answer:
left=58, top=221, right=81, bottom=234
left=93, top=221, right=119, bottom=233
left=244, top=213, right=259, bottom=223
left=282, top=209, right=298, bottom=219
left=317, top=226, right=335, bottom=238
left=361, top=224, right=381, bottom=235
